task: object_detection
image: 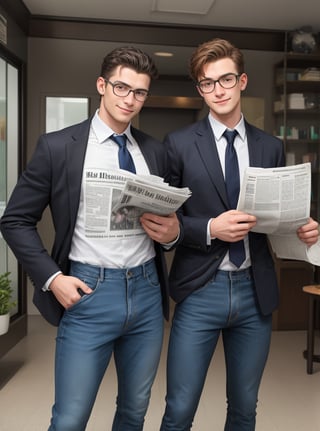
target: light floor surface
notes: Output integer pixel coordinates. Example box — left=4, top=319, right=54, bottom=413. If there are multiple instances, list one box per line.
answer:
left=0, top=315, right=320, bottom=431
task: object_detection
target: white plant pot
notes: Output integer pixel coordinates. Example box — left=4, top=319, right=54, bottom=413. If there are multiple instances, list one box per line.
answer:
left=0, top=312, right=10, bottom=336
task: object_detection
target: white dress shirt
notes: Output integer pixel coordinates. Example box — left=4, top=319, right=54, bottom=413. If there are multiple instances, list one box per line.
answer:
left=68, top=110, right=155, bottom=268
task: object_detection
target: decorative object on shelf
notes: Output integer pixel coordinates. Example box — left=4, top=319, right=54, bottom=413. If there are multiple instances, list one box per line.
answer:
left=0, top=272, right=16, bottom=335
left=287, top=93, right=305, bottom=109
left=304, top=94, right=319, bottom=109
left=300, top=67, right=320, bottom=81
left=290, top=26, right=317, bottom=54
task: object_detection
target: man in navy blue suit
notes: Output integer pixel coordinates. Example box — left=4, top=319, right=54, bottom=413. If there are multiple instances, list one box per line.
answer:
left=160, top=38, right=319, bottom=431
left=0, top=46, right=179, bottom=430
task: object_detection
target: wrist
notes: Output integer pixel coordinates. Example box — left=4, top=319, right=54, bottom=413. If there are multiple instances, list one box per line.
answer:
left=48, top=272, right=63, bottom=291
left=209, top=218, right=216, bottom=239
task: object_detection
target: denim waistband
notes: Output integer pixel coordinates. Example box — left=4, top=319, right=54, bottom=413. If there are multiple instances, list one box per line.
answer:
left=69, top=258, right=156, bottom=280
left=216, top=267, right=252, bottom=281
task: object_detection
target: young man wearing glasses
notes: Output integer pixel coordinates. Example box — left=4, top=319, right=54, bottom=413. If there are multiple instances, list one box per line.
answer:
left=1, top=46, right=179, bottom=431
left=160, top=38, right=319, bottom=430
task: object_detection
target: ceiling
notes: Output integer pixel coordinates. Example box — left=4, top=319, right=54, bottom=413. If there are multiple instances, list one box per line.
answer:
left=22, top=0, right=320, bottom=33
left=20, top=0, right=320, bottom=76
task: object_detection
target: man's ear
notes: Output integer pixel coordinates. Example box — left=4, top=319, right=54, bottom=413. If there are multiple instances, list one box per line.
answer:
left=239, top=73, right=248, bottom=92
left=96, top=77, right=106, bottom=95
left=196, top=85, right=204, bottom=98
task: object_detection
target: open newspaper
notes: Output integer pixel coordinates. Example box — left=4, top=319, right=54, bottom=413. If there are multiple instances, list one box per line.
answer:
left=84, top=168, right=191, bottom=239
left=237, top=163, right=320, bottom=265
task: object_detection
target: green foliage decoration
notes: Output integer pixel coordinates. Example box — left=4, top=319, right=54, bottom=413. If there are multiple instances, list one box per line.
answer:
left=0, top=272, right=16, bottom=315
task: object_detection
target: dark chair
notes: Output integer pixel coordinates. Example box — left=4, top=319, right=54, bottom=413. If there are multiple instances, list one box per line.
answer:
left=302, top=284, right=320, bottom=374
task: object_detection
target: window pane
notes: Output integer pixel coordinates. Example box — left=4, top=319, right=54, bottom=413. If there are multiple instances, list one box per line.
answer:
left=0, top=60, right=19, bottom=315
left=0, top=57, right=6, bottom=274
left=46, top=97, right=88, bottom=132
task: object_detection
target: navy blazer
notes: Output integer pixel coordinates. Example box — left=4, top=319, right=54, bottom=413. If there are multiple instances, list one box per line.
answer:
left=165, top=117, right=285, bottom=316
left=0, top=117, right=170, bottom=325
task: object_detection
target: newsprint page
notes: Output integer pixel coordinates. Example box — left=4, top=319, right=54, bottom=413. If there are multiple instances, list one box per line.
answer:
left=84, top=168, right=191, bottom=239
left=237, top=163, right=320, bottom=265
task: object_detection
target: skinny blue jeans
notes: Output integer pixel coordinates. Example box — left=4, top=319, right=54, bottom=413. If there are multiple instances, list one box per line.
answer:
left=160, top=268, right=272, bottom=431
left=48, top=259, right=164, bottom=431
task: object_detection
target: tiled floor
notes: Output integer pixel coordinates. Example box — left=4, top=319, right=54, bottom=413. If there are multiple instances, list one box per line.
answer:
left=1, top=315, right=320, bottom=431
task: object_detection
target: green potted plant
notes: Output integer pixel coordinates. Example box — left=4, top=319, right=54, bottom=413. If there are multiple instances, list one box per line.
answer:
left=0, top=272, right=16, bottom=335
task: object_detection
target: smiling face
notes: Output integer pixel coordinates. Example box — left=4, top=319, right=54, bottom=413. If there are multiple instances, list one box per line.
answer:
left=96, top=65, right=151, bottom=133
left=197, top=57, right=248, bottom=128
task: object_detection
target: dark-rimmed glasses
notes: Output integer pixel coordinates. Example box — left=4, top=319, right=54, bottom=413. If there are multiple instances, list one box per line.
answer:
left=104, top=79, right=149, bottom=102
left=197, top=73, right=241, bottom=94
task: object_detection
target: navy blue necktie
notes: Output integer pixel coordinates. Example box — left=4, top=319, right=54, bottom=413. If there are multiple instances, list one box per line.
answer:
left=111, top=134, right=136, bottom=174
left=224, top=129, right=245, bottom=267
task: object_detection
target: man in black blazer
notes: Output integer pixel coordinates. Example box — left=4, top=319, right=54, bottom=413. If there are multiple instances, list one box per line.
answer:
left=0, top=46, right=179, bottom=431
left=160, top=39, right=319, bottom=431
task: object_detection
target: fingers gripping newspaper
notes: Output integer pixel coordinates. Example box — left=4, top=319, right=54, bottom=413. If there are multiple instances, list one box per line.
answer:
left=84, top=168, right=191, bottom=239
left=237, top=163, right=320, bottom=265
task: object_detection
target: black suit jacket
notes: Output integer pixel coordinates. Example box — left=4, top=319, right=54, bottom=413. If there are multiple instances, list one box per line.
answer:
left=165, top=117, right=285, bottom=316
left=0, top=117, right=170, bottom=325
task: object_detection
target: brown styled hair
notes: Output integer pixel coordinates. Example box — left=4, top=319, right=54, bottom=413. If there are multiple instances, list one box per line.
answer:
left=100, top=46, right=158, bottom=80
left=189, top=38, right=245, bottom=83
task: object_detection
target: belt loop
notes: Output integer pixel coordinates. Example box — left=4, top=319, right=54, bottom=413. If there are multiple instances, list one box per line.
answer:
left=99, top=266, right=104, bottom=282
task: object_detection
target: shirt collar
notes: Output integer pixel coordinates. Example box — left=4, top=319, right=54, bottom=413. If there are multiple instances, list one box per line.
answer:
left=208, top=113, right=246, bottom=142
left=92, top=109, right=134, bottom=145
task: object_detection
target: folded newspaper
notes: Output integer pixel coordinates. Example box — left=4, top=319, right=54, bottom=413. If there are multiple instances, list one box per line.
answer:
left=83, top=169, right=191, bottom=239
left=112, top=172, right=192, bottom=216
left=237, top=162, right=320, bottom=265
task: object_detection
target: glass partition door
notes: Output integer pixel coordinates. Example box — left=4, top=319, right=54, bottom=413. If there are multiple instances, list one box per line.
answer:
left=0, top=58, right=7, bottom=273
left=0, top=56, right=20, bottom=320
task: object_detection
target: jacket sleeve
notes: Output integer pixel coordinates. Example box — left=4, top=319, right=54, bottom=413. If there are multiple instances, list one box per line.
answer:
left=0, top=134, right=61, bottom=290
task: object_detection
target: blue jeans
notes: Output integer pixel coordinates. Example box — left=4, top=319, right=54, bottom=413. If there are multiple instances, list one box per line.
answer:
left=48, top=259, right=164, bottom=431
left=160, top=268, right=272, bottom=431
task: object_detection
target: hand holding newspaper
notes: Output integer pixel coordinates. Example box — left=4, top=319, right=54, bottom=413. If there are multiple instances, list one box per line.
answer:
left=237, top=163, right=320, bottom=265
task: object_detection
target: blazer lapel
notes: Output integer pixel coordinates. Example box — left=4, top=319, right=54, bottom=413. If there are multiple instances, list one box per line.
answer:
left=194, top=118, right=229, bottom=208
left=131, top=127, right=159, bottom=175
left=66, top=119, right=92, bottom=228
left=246, top=121, right=264, bottom=167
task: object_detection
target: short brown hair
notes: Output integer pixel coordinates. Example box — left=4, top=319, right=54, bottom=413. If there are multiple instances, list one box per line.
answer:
left=189, top=38, right=244, bottom=83
left=100, top=46, right=159, bottom=80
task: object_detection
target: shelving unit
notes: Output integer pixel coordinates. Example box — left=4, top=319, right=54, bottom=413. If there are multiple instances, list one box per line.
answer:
left=274, top=53, right=320, bottom=222
left=272, top=51, right=320, bottom=330
left=274, top=53, right=320, bottom=219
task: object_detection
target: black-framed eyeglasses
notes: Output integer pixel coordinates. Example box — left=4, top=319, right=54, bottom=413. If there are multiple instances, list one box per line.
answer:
left=197, top=73, right=241, bottom=94
left=104, top=79, right=150, bottom=102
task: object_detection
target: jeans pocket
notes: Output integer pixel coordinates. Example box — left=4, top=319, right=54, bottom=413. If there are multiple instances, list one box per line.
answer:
left=145, top=267, right=160, bottom=288
left=67, top=270, right=100, bottom=311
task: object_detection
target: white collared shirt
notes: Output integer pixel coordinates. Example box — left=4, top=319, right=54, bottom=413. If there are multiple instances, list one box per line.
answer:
left=68, top=110, right=155, bottom=268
